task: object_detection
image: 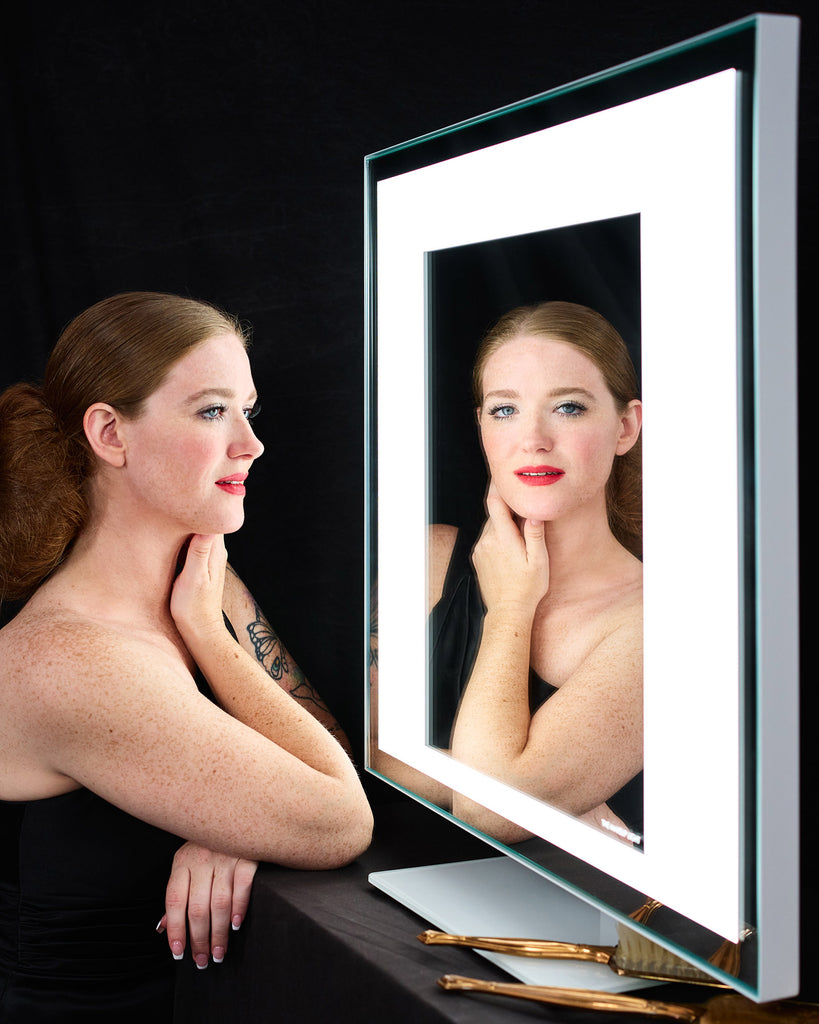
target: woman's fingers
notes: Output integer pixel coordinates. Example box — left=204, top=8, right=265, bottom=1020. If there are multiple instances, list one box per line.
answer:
left=187, top=864, right=220, bottom=969
left=484, top=484, right=520, bottom=535
left=230, top=858, right=258, bottom=932
left=170, top=534, right=228, bottom=639
left=521, top=516, right=549, bottom=574
left=163, top=860, right=192, bottom=963
left=160, top=843, right=258, bottom=968
left=474, top=485, right=549, bottom=609
left=181, top=534, right=226, bottom=589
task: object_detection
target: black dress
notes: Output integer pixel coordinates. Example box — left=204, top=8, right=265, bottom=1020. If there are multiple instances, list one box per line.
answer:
left=429, top=528, right=643, bottom=838
left=0, top=664, right=221, bottom=1022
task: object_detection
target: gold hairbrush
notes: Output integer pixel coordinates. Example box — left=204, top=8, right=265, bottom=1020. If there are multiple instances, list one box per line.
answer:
left=437, top=975, right=819, bottom=1022
left=418, top=927, right=726, bottom=986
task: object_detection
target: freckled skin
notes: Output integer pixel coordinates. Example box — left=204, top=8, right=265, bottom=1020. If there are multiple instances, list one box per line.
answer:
left=0, top=334, right=372, bottom=869
left=371, top=335, right=643, bottom=844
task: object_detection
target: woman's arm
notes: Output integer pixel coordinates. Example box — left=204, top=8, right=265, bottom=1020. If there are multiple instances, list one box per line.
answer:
left=447, top=492, right=547, bottom=840
left=157, top=555, right=354, bottom=968
left=449, top=492, right=642, bottom=839
left=22, top=535, right=372, bottom=868
left=367, top=566, right=453, bottom=809
left=222, top=562, right=353, bottom=757
left=366, top=522, right=460, bottom=807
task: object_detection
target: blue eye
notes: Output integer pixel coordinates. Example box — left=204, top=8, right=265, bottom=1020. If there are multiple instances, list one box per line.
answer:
left=488, top=404, right=516, bottom=420
left=244, top=400, right=261, bottom=421
left=200, top=404, right=227, bottom=421
left=556, top=401, right=586, bottom=417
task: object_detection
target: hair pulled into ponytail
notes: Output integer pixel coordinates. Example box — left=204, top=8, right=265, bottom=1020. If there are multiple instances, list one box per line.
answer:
left=0, top=383, right=90, bottom=601
left=0, top=291, right=246, bottom=602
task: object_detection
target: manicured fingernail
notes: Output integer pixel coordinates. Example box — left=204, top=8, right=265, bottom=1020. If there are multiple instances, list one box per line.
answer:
left=171, top=940, right=184, bottom=961
left=155, top=919, right=166, bottom=934
left=195, top=953, right=209, bottom=970
left=212, top=946, right=225, bottom=964
left=231, top=915, right=242, bottom=931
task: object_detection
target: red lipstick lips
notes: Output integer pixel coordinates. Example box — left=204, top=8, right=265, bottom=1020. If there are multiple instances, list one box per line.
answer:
left=514, top=465, right=564, bottom=486
left=216, top=474, right=248, bottom=495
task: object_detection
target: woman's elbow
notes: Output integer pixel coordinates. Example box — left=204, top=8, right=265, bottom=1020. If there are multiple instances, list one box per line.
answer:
left=321, top=795, right=374, bottom=868
left=283, top=786, right=373, bottom=870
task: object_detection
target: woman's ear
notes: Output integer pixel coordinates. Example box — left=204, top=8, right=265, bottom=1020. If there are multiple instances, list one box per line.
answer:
left=616, top=399, right=642, bottom=456
left=83, top=403, right=127, bottom=467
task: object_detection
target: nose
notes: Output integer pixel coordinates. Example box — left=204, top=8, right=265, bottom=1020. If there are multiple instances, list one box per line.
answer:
left=228, top=415, right=265, bottom=461
left=521, top=411, right=553, bottom=453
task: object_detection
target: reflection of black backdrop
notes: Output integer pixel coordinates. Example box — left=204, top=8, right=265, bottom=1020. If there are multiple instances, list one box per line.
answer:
left=428, top=216, right=641, bottom=538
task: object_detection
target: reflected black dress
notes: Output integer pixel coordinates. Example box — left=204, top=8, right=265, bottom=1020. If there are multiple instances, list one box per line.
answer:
left=0, top=666, right=220, bottom=1022
left=429, top=528, right=643, bottom=838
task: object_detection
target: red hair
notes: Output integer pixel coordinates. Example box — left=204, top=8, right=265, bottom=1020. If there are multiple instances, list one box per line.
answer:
left=0, top=291, right=247, bottom=601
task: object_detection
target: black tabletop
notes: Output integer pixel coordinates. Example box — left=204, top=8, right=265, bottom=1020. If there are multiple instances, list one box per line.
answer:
left=172, top=785, right=732, bottom=1023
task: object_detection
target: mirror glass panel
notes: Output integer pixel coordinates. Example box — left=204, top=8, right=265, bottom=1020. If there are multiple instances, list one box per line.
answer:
left=365, top=14, right=799, bottom=1001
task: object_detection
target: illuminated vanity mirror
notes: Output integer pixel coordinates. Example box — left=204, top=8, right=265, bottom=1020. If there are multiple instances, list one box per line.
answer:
left=365, top=14, right=799, bottom=1004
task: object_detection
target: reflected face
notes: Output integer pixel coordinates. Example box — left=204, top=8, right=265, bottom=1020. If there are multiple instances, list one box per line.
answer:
left=478, top=335, right=639, bottom=523
left=120, top=332, right=264, bottom=535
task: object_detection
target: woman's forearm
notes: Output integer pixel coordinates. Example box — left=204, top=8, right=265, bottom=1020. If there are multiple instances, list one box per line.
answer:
left=184, top=625, right=354, bottom=782
left=450, top=602, right=535, bottom=776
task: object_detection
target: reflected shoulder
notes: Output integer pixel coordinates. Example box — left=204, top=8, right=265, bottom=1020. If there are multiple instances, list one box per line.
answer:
left=428, top=523, right=459, bottom=611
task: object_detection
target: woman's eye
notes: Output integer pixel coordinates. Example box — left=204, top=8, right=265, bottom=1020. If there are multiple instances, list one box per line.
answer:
left=244, top=400, right=262, bottom=421
left=200, top=404, right=227, bottom=421
left=556, top=401, right=586, bottom=417
left=489, top=404, right=516, bottom=420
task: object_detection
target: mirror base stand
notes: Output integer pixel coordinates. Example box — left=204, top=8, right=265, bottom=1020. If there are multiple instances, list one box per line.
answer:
left=369, top=855, right=659, bottom=993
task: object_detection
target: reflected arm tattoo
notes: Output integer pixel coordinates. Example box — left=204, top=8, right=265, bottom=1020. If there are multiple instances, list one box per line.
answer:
left=369, top=597, right=378, bottom=670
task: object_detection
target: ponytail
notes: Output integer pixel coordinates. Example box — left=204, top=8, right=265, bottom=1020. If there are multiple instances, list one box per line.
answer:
left=0, top=382, right=90, bottom=600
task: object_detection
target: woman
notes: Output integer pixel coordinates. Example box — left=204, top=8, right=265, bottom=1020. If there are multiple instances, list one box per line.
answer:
left=426, top=300, right=643, bottom=845
left=0, top=292, right=373, bottom=1021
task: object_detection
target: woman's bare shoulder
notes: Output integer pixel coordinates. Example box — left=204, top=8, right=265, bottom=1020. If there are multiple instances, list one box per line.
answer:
left=0, top=605, right=194, bottom=801
left=1, top=602, right=190, bottom=703
left=428, top=523, right=459, bottom=611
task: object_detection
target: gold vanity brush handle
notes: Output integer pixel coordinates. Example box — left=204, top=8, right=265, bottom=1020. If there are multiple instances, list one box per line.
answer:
left=418, top=929, right=613, bottom=962
left=437, top=975, right=701, bottom=1021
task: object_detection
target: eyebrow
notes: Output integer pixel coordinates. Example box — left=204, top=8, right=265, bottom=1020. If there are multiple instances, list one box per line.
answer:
left=482, top=386, right=598, bottom=402
left=184, top=387, right=258, bottom=405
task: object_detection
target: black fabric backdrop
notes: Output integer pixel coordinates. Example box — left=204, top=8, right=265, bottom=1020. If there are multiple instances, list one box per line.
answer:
left=1, top=0, right=814, bottom=974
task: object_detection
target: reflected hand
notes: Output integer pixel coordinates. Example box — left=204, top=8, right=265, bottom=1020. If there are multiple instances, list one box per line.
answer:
left=472, top=484, right=550, bottom=613
left=170, top=534, right=228, bottom=642
left=158, top=842, right=258, bottom=968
